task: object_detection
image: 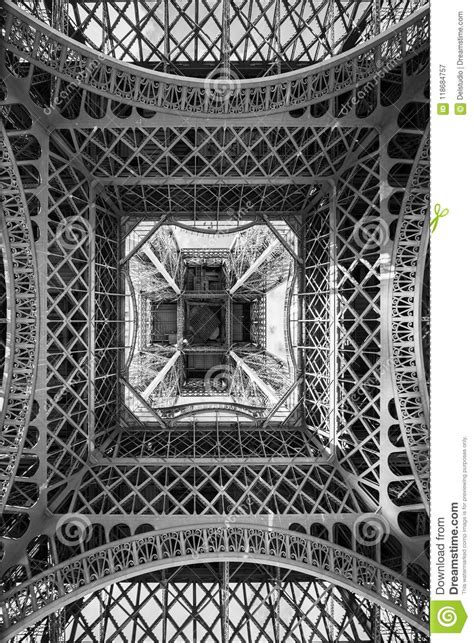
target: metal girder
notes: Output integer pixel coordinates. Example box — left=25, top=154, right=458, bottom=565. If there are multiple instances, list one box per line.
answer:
left=262, top=376, right=302, bottom=428
left=230, top=351, right=279, bottom=405
left=119, top=216, right=167, bottom=265
left=3, top=1, right=429, bottom=115
left=0, top=525, right=429, bottom=640
left=0, top=6, right=430, bottom=640
left=141, top=351, right=180, bottom=401
left=229, top=240, right=279, bottom=295
left=18, top=0, right=427, bottom=77
left=142, top=243, right=181, bottom=295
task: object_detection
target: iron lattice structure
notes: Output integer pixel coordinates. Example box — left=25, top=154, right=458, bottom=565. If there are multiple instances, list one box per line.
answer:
left=0, top=0, right=429, bottom=640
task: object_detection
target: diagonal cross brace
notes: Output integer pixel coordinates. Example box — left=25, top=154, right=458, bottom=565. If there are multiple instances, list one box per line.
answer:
left=229, top=239, right=280, bottom=294
left=143, top=243, right=181, bottom=294
left=230, top=350, right=279, bottom=405
left=142, top=351, right=180, bottom=400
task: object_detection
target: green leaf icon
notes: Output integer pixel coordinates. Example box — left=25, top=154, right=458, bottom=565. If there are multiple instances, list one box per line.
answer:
left=431, top=601, right=468, bottom=634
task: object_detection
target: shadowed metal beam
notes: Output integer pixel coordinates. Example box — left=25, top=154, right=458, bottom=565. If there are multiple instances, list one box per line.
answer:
left=261, top=213, right=302, bottom=264
left=229, top=239, right=279, bottom=294
left=120, top=215, right=168, bottom=265
left=143, top=243, right=181, bottom=294
left=142, top=351, right=180, bottom=401
left=230, top=350, right=279, bottom=405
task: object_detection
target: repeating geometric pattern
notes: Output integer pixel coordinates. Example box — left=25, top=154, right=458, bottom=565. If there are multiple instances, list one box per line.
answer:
left=390, top=133, right=430, bottom=505
left=45, top=146, right=92, bottom=500
left=53, top=462, right=367, bottom=516
left=0, top=2, right=430, bottom=640
left=13, top=0, right=428, bottom=75
left=1, top=528, right=429, bottom=638
left=104, top=182, right=319, bottom=218
left=334, top=152, right=383, bottom=500
left=3, top=0, right=429, bottom=115
left=100, top=426, right=320, bottom=460
left=8, top=567, right=429, bottom=642
left=0, top=125, right=39, bottom=516
left=52, top=126, right=372, bottom=180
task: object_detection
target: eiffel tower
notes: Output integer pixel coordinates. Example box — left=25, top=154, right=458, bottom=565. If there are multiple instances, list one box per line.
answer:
left=0, top=1, right=430, bottom=640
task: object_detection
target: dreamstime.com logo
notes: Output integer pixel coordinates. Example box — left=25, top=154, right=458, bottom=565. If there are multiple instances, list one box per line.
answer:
left=56, top=514, right=92, bottom=547
left=204, top=66, right=241, bottom=108
left=54, top=215, right=93, bottom=251
left=352, top=216, right=390, bottom=251
left=204, top=364, right=235, bottom=394
left=223, top=199, right=253, bottom=222
left=430, top=600, right=467, bottom=634
left=353, top=513, right=390, bottom=546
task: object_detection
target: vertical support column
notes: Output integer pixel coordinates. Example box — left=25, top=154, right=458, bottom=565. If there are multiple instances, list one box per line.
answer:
left=226, top=295, right=232, bottom=348
left=221, top=561, right=230, bottom=643
left=177, top=296, right=184, bottom=346
left=101, top=2, right=110, bottom=53
left=164, top=0, right=170, bottom=73
left=299, top=215, right=306, bottom=404
left=50, top=0, right=69, bottom=104
left=48, top=611, right=65, bottom=643
left=161, top=575, right=168, bottom=643
left=274, top=0, right=281, bottom=75
left=328, top=183, right=338, bottom=455
left=273, top=567, right=281, bottom=643
left=88, top=182, right=97, bottom=454
left=52, top=0, right=69, bottom=32
left=371, top=605, right=382, bottom=642
left=99, top=589, right=107, bottom=643
left=373, top=0, right=381, bottom=35
left=329, top=0, right=335, bottom=54
left=373, top=0, right=382, bottom=69
left=221, top=0, right=231, bottom=78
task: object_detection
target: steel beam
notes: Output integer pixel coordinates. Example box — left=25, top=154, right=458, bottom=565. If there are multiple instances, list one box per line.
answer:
left=142, top=243, right=181, bottom=295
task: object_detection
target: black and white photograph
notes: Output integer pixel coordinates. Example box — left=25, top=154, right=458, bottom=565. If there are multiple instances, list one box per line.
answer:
left=0, top=1, right=437, bottom=640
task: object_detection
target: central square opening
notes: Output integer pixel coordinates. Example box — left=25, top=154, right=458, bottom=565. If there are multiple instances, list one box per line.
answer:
left=184, top=300, right=226, bottom=346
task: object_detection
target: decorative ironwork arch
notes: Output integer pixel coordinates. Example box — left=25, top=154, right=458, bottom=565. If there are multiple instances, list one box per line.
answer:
left=0, top=524, right=429, bottom=639
left=0, top=123, right=39, bottom=511
left=3, top=1, right=429, bottom=116
left=389, top=131, right=430, bottom=507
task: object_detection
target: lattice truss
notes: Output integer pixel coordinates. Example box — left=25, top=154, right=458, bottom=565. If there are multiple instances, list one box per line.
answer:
left=53, top=126, right=357, bottom=179
left=0, top=2, right=430, bottom=640
left=11, top=567, right=428, bottom=643
left=127, top=347, right=177, bottom=398
left=227, top=225, right=293, bottom=298
left=128, top=225, right=183, bottom=292
left=226, top=363, right=268, bottom=410
left=13, top=0, right=427, bottom=76
left=233, top=347, right=292, bottom=401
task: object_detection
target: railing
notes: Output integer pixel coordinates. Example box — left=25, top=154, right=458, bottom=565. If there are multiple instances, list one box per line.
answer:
left=0, top=124, right=39, bottom=510
left=3, top=1, right=429, bottom=116
left=0, top=524, right=429, bottom=637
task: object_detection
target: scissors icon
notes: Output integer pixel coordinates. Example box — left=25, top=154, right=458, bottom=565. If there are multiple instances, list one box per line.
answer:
left=430, top=203, right=449, bottom=233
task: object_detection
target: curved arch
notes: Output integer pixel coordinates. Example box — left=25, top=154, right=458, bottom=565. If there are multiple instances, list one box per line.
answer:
left=0, top=201, right=14, bottom=432
left=123, top=267, right=138, bottom=372
left=389, top=131, right=430, bottom=508
left=0, top=524, right=428, bottom=638
left=170, top=220, right=257, bottom=235
left=160, top=402, right=265, bottom=421
left=4, top=1, right=428, bottom=116
left=0, top=123, right=39, bottom=511
left=284, top=256, right=298, bottom=378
